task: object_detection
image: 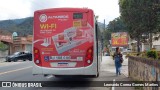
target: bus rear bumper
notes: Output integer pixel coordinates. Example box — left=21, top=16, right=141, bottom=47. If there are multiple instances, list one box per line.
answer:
left=32, top=63, right=98, bottom=76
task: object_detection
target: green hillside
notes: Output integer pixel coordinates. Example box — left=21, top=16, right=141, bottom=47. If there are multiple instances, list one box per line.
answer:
left=0, top=17, right=105, bottom=36
left=0, top=17, right=33, bottom=36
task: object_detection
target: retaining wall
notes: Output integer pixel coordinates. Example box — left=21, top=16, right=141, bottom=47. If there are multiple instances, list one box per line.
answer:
left=128, top=56, right=160, bottom=90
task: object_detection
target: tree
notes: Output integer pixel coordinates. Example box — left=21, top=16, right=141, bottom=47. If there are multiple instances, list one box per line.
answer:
left=103, top=29, right=111, bottom=45
left=104, top=17, right=128, bottom=47
left=107, top=17, right=128, bottom=32
left=119, top=0, right=160, bottom=52
left=0, top=42, right=8, bottom=51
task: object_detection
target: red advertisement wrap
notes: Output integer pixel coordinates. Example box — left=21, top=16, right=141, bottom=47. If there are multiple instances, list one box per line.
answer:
left=34, top=8, right=94, bottom=68
left=111, top=32, right=128, bottom=47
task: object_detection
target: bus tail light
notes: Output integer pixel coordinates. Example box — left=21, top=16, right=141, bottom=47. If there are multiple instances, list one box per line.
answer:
left=84, top=46, right=93, bottom=66
left=34, top=47, right=42, bottom=66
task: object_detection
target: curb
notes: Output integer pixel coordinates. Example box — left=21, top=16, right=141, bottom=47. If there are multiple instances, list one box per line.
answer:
left=122, top=72, right=128, bottom=78
left=121, top=70, right=129, bottom=77
left=0, top=58, right=6, bottom=63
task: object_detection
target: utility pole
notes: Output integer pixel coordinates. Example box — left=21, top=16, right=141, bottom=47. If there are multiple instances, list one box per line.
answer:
left=104, top=19, right=105, bottom=31
left=102, top=19, right=105, bottom=55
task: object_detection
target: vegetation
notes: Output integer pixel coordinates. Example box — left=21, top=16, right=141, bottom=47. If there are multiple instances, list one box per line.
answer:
left=0, top=42, right=8, bottom=51
left=103, top=17, right=128, bottom=46
left=146, top=50, right=158, bottom=59
left=0, top=17, right=33, bottom=36
left=119, top=0, right=160, bottom=52
left=107, top=17, right=128, bottom=32
left=0, top=17, right=106, bottom=37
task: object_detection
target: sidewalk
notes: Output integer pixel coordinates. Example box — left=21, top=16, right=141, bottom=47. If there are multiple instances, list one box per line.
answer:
left=0, top=58, right=5, bottom=63
left=101, top=56, right=134, bottom=90
left=101, top=55, right=129, bottom=77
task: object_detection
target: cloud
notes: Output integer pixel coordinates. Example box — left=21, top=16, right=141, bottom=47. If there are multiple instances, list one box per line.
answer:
left=30, top=0, right=60, bottom=12
left=0, top=0, right=120, bottom=23
left=0, top=0, right=32, bottom=20
left=55, top=0, right=120, bottom=23
left=0, top=0, right=60, bottom=20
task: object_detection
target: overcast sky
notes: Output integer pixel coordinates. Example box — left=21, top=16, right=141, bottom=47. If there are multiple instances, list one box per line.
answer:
left=0, top=0, right=120, bottom=24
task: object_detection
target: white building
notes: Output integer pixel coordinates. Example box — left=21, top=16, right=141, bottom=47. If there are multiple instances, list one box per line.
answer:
left=153, top=39, right=160, bottom=51
left=130, top=33, right=160, bottom=52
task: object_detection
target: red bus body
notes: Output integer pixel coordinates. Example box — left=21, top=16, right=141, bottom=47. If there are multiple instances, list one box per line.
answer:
left=32, top=8, right=100, bottom=77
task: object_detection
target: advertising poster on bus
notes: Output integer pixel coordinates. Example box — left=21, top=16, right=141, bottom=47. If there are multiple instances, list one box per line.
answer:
left=33, top=10, right=94, bottom=68
left=111, top=32, right=128, bottom=47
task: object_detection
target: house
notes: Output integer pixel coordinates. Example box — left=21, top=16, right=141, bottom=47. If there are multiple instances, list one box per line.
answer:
left=12, top=35, right=33, bottom=53
left=128, top=33, right=160, bottom=52
left=153, top=40, right=160, bottom=51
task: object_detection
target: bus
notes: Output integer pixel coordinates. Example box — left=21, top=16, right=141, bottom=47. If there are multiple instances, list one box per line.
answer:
left=32, top=8, right=102, bottom=77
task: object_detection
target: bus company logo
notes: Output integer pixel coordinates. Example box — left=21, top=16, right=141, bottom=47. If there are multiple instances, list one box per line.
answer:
left=48, top=15, right=69, bottom=19
left=39, top=14, right=47, bottom=22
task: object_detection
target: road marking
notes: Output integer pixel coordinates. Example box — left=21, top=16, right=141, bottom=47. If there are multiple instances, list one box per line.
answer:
left=112, top=79, right=115, bottom=90
left=0, top=66, right=32, bottom=75
left=46, top=75, right=53, bottom=79
left=0, top=62, right=24, bottom=67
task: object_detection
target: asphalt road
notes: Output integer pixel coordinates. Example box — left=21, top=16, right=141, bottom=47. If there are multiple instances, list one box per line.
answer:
left=0, top=56, right=134, bottom=90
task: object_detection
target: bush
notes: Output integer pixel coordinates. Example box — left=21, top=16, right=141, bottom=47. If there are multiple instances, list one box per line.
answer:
left=0, top=42, right=8, bottom=51
left=158, top=51, right=160, bottom=59
left=146, top=50, right=158, bottom=59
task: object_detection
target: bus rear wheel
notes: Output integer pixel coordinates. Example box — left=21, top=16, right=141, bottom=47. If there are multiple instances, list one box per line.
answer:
left=94, top=72, right=99, bottom=78
left=54, top=75, right=62, bottom=78
left=96, top=72, right=99, bottom=77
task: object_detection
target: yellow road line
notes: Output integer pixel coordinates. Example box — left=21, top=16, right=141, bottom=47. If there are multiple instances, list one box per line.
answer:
left=0, top=66, right=33, bottom=75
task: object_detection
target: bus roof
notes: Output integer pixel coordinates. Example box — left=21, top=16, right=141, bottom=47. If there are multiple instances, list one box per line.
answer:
left=35, top=8, right=93, bottom=13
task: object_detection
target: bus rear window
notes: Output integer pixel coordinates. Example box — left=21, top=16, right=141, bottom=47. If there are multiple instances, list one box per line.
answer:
left=73, top=13, right=83, bottom=19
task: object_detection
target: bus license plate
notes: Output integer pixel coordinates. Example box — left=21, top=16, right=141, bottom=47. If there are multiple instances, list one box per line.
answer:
left=58, top=62, right=68, bottom=67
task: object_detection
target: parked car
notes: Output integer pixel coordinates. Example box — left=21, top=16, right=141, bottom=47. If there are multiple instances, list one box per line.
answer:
left=6, top=51, right=32, bottom=62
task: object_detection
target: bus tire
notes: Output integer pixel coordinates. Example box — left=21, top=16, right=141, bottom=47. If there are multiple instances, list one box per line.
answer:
left=94, top=72, right=99, bottom=78
left=97, top=72, right=99, bottom=77
left=54, top=75, right=61, bottom=78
